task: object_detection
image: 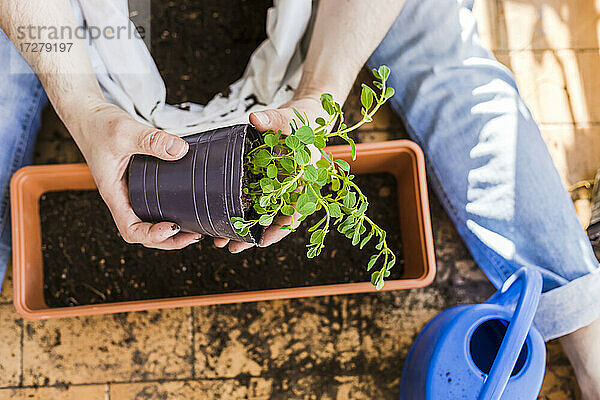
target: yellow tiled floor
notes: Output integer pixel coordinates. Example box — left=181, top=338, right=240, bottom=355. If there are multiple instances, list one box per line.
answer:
left=1, top=1, right=598, bottom=399
left=474, top=0, right=600, bottom=188
left=0, top=385, right=107, bottom=400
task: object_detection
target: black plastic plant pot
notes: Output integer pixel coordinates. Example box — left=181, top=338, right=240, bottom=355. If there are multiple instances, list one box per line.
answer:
left=128, top=124, right=263, bottom=244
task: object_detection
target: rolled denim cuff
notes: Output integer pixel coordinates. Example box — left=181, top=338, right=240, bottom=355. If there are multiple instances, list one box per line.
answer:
left=534, top=269, right=600, bottom=341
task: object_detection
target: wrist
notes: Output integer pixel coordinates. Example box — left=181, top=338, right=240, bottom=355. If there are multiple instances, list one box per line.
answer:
left=294, top=67, right=358, bottom=106
left=55, top=93, right=107, bottom=142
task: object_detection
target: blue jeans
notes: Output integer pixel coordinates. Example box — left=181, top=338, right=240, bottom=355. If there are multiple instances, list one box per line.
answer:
left=0, top=30, right=48, bottom=283
left=368, top=0, right=600, bottom=340
left=1, top=0, right=599, bottom=340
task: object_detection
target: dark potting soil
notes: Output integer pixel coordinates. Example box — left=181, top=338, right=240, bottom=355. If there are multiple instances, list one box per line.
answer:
left=41, top=174, right=404, bottom=307
left=241, top=134, right=261, bottom=214
left=151, top=0, right=272, bottom=105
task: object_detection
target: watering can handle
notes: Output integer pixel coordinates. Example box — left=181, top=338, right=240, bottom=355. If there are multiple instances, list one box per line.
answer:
left=478, top=268, right=543, bottom=400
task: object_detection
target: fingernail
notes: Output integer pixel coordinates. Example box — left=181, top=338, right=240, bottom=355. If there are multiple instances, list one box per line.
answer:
left=171, top=224, right=180, bottom=231
left=194, top=235, right=203, bottom=242
left=254, top=112, right=270, bottom=126
left=166, top=137, right=188, bottom=157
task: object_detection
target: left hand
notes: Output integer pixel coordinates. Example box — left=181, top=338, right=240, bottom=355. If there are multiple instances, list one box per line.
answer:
left=214, top=97, right=329, bottom=253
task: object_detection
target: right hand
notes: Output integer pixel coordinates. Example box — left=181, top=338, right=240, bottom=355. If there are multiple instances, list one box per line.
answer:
left=214, top=96, right=328, bottom=253
left=73, top=102, right=201, bottom=250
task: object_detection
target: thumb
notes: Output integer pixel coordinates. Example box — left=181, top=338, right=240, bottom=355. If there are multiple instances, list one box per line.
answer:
left=250, top=109, right=291, bottom=133
left=135, top=127, right=189, bottom=160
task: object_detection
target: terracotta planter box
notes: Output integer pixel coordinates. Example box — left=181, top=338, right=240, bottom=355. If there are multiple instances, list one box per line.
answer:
left=11, top=140, right=435, bottom=320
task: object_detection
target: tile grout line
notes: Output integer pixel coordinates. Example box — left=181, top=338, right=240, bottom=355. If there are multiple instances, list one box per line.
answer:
left=18, top=319, right=24, bottom=387
left=190, top=307, right=197, bottom=379
left=0, top=376, right=268, bottom=391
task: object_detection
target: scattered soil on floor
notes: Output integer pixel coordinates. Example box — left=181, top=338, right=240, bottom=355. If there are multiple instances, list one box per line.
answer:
left=41, top=174, right=404, bottom=307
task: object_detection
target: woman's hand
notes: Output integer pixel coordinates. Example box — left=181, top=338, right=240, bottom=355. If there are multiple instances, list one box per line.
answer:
left=74, top=102, right=201, bottom=250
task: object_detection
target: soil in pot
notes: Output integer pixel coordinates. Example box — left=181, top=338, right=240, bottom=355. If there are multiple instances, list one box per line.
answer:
left=40, top=173, right=404, bottom=307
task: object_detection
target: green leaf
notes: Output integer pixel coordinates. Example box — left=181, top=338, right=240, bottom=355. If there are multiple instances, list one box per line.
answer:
left=309, top=215, right=326, bottom=232
left=254, top=149, right=272, bottom=167
left=231, top=216, right=244, bottom=224
left=259, top=195, right=270, bottom=208
left=372, top=68, right=382, bottom=80
left=320, top=93, right=335, bottom=115
left=253, top=203, right=266, bottom=214
left=233, top=221, right=245, bottom=230
left=296, top=126, right=315, bottom=145
left=335, top=159, right=350, bottom=172
left=376, top=277, right=385, bottom=290
left=360, top=231, right=373, bottom=249
left=303, top=164, right=318, bottom=182
left=316, top=168, right=328, bottom=186
left=387, top=257, right=396, bottom=270
left=371, top=271, right=381, bottom=286
left=283, top=179, right=297, bottom=193
left=307, top=246, right=319, bottom=258
left=259, top=214, right=273, bottom=226
left=285, top=135, right=301, bottom=150
left=373, top=81, right=383, bottom=90
left=290, top=192, right=300, bottom=203
left=378, top=65, right=390, bottom=81
left=260, top=178, right=274, bottom=193
left=297, top=201, right=316, bottom=216
left=315, top=117, right=326, bottom=126
left=343, top=192, right=357, bottom=208
left=264, top=133, right=278, bottom=147
left=361, top=84, right=375, bottom=110
left=310, top=229, right=325, bottom=244
left=357, top=201, right=368, bottom=215
left=347, top=138, right=357, bottom=160
left=295, top=191, right=310, bottom=210
left=352, top=228, right=361, bottom=245
left=338, top=215, right=356, bottom=234
left=309, top=183, right=321, bottom=197
left=367, top=255, right=379, bottom=271
left=314, top=136, right=326, bottom=149
left=316, top=159, right=330, bottom=169
left=331, top=177, right=341, bottom=191
left=385, top=87, right=395, bottom=99
left=281, top=157, right=295, bottom=173
left=295, top=148, right=311, bottom=165
left=239, top=226, right=250, bottom=236
left=292, top=108, right=306, bottom=125
left=327, top=203, right=342, bottom=218
left=266, top=163, right=278, bottom=179
left=281, top=204, right=295, bottom=216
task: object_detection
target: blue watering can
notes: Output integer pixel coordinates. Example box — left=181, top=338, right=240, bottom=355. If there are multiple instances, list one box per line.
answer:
left=401, top=268, right=546, bottom=400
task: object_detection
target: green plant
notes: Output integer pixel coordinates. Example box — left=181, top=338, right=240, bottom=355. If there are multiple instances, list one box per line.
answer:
left=232, top=66, right=396, bottom=289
